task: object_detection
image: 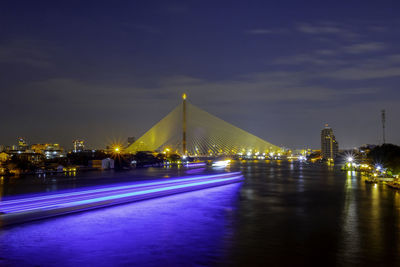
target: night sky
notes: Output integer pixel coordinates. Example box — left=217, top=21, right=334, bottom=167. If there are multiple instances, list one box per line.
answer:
left=1, top=1, right=399, bottom=149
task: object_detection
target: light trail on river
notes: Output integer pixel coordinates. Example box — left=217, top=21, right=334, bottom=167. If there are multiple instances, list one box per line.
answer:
left=0, top=172, right=243, bottom=226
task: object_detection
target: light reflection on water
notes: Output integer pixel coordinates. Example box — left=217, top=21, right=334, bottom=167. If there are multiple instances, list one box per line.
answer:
left=1, top=161, right=400, bottom=266
left=0, top=183, right=242, bottom=266
left=339, top=170, right=360, bottom=264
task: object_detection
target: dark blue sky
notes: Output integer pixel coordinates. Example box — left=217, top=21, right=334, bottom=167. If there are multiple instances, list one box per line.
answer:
left=1, top=1, right=399, bottom=149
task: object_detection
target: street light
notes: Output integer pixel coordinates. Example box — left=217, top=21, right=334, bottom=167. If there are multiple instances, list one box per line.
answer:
left=345, top=156, right=355, bottom=170
left=375, top=164, right=382, bottom=171
left=112, top=145, right=122, bottom=154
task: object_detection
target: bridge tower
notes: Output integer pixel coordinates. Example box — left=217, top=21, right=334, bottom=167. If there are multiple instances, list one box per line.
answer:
left=381, top=109, right=386, bottom=144
left=182, top=93, right=187, bottom=155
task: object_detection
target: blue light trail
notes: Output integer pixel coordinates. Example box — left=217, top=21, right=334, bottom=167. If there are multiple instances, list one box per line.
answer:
left=0, top=172, right=243, bottom=226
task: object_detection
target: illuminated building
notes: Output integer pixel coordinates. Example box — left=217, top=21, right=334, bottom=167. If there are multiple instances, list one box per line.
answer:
left=30, top=144, right=48, bottom=153
left=17, top=137, right=28, bottom=151
left=31, top=143, right=65, bottom=159
left=321, top=124, right=339, bottom=161
left=73, top=140, right=85, bottom=153
left=18, top=137, right=27, bottom=146
left=43, top=144, right=65, bottom=159
left=8, top=138, right=33, bottom=156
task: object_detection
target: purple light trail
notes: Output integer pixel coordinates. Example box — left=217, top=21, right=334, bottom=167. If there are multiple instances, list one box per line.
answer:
left=0, top=172, right=243, bottom=226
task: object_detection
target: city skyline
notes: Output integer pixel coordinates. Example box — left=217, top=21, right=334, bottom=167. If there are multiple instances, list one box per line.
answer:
left=1, top=1, right=400, bottom=149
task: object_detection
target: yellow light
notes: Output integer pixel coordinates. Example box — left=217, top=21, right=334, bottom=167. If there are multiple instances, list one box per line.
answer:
left=182, top=93, right=187, bottom=100
left=112, top=145, right=122, bottom=154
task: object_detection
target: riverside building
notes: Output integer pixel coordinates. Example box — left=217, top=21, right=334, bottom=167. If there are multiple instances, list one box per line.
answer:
left=321, top=124, right=339, bottom=161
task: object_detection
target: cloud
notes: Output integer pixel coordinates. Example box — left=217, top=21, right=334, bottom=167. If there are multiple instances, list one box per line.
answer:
left=368, top=26, right=388, bottom=32
left=160, top=75, right=203, bottom=86
left=0, top=40, right=52, bottom=68
left=323, top=67, right=400, bottom=80
left=248, top=21, right=383, bottom=41
left=272, top=53, right=346, bottom=66
left=343, top=42, right=386, bottom=54
left=271, top=40, right=389, bottom=69
left=385, top=54, right=400, bottom=64
left=315, top=49, right=337, bottom=56
left=156, top=70, right=383, bottom=107
left=297, top=23, right=343, bottom=34
left=28, top=68, right=382, bottom=113
left=296, top=22, right=360, bottom=39
left=314, top=42, right=386, bottom=56
left=272, top=51, right=400, bottom=81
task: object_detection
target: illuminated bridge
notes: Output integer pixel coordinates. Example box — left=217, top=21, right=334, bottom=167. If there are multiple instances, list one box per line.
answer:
left=126, top=94, right=281, bottom=156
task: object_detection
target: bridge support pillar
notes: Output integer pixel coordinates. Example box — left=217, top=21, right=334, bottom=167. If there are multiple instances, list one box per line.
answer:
left=182, top=93, right=187, bottom=155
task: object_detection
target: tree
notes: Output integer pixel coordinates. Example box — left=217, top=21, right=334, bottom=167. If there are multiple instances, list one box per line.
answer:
left=368, top=144, right=400, bottom=174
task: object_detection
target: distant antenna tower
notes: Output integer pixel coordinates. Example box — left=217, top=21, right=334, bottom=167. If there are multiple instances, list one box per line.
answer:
left=381, top=109, right=386, bottom=144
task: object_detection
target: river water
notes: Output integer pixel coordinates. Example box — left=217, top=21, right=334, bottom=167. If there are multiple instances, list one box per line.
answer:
left=1, top=160, right=400, bottom=266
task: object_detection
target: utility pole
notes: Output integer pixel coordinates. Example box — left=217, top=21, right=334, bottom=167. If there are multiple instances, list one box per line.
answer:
left=381, top=109, right=386, bottom=144
left=182, top=93, right=187, bottom=155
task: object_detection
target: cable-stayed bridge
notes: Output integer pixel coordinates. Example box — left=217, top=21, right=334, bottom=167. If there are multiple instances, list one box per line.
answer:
left=126, top=94, right=281, bottom=156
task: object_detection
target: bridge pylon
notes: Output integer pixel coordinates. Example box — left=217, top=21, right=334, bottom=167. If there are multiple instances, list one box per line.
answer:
left=182, top=93, right=187, bottom=155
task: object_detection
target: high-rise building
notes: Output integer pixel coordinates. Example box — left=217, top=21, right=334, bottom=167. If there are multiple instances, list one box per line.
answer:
left=321, top=124, right=339, bottom=161
left=73, top=140, right=85, bottom=153
left=18, top=137, right=28, bottom=151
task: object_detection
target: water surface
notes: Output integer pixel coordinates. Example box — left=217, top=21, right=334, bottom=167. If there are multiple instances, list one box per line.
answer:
left=1, top=161, right=400, bottom=266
